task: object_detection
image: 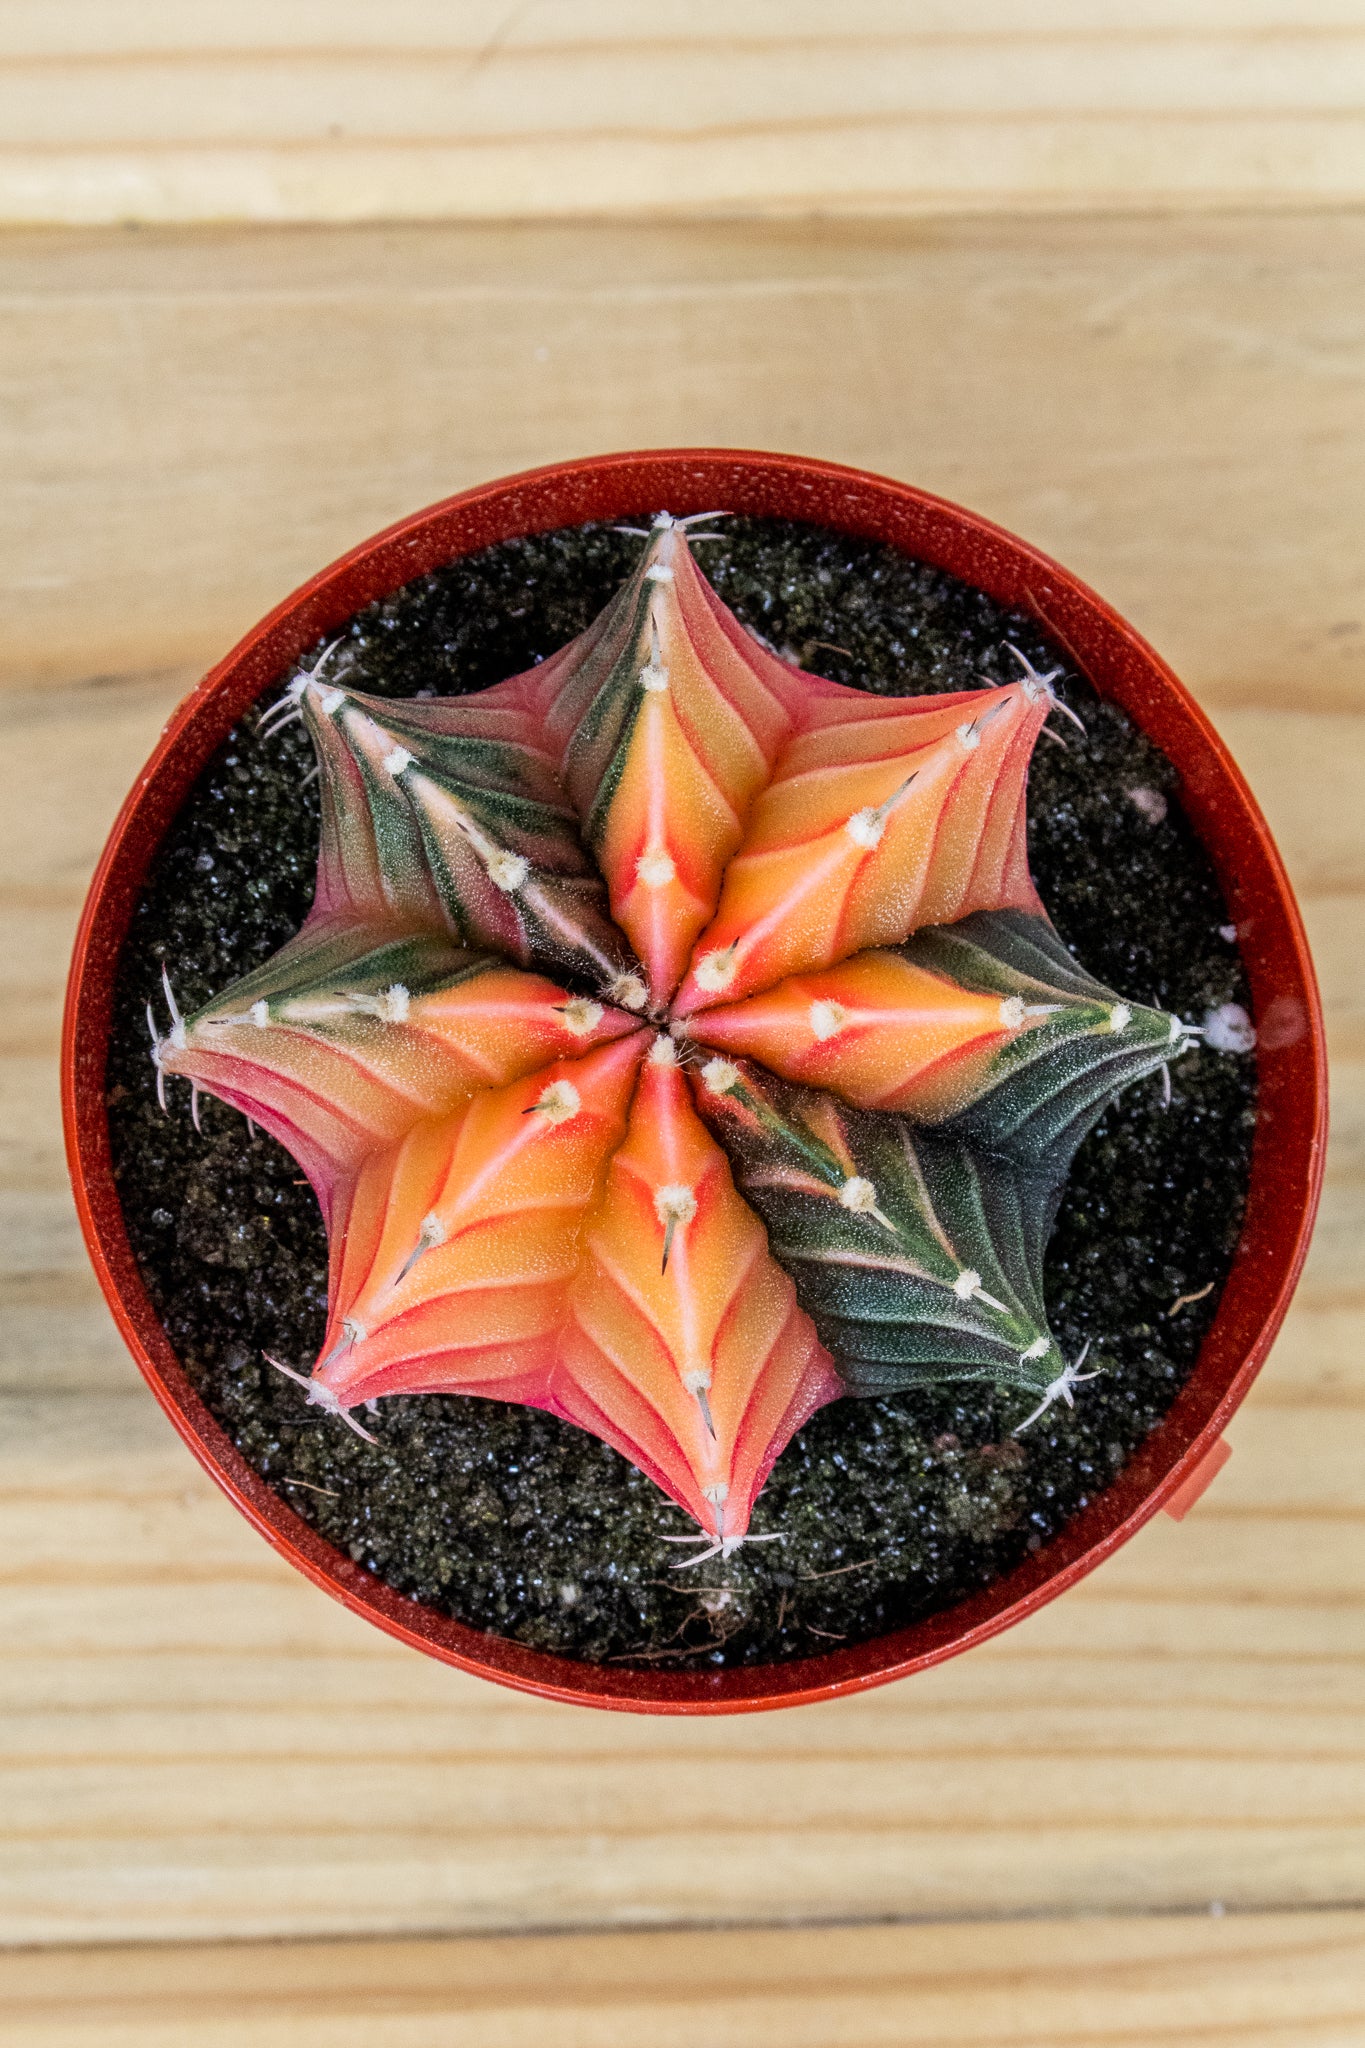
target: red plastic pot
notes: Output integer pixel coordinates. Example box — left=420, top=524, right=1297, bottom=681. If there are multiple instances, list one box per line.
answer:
left=62, top=450, right=1326, bottom=1713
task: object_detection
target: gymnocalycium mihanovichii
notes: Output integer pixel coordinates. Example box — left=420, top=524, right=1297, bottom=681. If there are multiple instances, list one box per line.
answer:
left=148, top=513, right=1199, bottom=1568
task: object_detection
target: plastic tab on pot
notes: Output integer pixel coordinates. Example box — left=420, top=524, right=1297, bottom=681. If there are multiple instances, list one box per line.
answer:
left=1163, top=1436, right=1232, bottom=1521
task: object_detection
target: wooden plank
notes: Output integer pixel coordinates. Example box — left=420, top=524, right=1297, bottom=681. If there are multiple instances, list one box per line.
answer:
left=4, top=214, right=1364, bottom=716
left=11, top=0, right=1365, bottom=58
left=1, top=3, right=1364, bottom=226
left=5, top=1911, right=1365, bottom=2047
left=3, top=1348, right=1364, bottom=1944
left=0, top=211, right=1360, bottom=1948
left=1, top=1430, right=1360, bottom=1940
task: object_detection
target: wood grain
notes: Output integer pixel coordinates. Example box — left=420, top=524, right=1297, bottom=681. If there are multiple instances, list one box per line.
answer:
left=6, top=213, right=1365, bottom=712
left=7, top=1379, right=1365, bottom=1946
left=0, top=212, right=1361, bottom=1983
left=6, top=1912, right=1365, bottom=2047
left=2, top=3, right=1365, bottom=225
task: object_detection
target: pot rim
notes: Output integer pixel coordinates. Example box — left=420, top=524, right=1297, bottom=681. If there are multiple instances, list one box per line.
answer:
left=61, top=448, right=1327, bottom=1714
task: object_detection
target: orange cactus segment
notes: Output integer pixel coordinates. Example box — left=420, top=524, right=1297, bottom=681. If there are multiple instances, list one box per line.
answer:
left=158, top=924, right=641, bottom=1231
left=314, top=1031, right=647, bottom=1407
left=540, top=520, right=799, bottom=1002
left=674, top=682, right=1047, bottom=1013
left=592, top=679, right=741, bottom=1009
left=687, top=948, right=1034, bottom=1117
left=551, top=1037, right=839, bottom=1538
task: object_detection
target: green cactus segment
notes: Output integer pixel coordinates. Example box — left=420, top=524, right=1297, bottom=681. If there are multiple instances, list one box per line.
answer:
left=542, top=554, right=657, bottom=855
left=298, top=681, right=643, bottom=1003
left=690, top=1059, right=1064, bottom=1399
left=899, top=910, right=1187, bottom=1166
left=183, top=919, right=482, bottom=1026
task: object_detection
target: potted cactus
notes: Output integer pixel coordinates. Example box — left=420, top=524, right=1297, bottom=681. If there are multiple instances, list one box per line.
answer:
left=64, top=451, right=1325, bottom=1711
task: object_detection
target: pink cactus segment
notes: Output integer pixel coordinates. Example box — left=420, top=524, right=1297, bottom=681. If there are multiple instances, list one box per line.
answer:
left=673, top=681, right=1048, bottom=1015
left=157, top=922, right=640, bottom=1230
left=686, top=565, right=849, bottom=718
left=535, top=519, right=801, bottom=1003
left=549, top=1038, right=840, bottom=1540
left=314, top=1032, right=648, bottom=1409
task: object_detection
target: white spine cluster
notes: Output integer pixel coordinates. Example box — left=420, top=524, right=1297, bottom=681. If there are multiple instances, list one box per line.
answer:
left=636, top=848, right=676, bottom=888
left=608, top=971, right=649, bottom=1012
left=844, top=808, right=885, bottom=849
left=654, top=1183, right=698, bottom=1228
left=486, top=849, right=530, bottom=893
left=809, top=999, right=848, bottom=1041
left=694, top=946, right=738, bottom=994
left=533, top=1079, right=581, bottom=1124
left=558, top=997, right=604, bottom=1037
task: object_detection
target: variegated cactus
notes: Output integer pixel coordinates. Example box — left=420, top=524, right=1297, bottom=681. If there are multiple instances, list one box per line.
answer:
left=151, top=513, right=1199, bottom=1564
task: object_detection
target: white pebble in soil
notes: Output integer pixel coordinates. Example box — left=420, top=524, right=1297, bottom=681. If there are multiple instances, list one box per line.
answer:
left=1127, top=786, right=1168, bottom=825
left=1203, top=1002, right=1257, bottom=1054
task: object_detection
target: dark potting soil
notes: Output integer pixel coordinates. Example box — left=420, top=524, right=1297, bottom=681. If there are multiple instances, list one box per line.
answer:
left=105, top=517, right=1256, bottom=1669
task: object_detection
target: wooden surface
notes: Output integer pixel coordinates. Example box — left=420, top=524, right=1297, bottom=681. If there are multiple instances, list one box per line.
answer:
left=7, top=1914, right=1365, bottom=2046
left=2, top=210, right=1363, bottom=2037
left=3, top=2, right=1365, bottom=225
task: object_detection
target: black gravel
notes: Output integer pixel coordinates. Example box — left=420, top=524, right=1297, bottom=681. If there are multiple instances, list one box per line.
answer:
left=105, top=517, right=1256, bottom=1669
